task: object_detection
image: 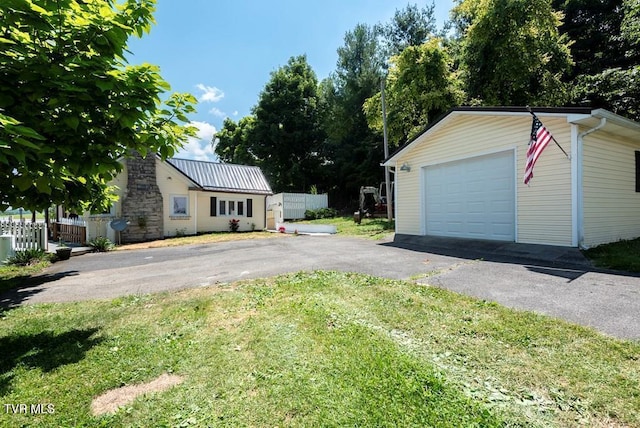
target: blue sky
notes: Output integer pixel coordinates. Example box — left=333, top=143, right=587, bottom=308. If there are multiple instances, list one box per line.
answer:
left=126, top=1, right=454, bottom=161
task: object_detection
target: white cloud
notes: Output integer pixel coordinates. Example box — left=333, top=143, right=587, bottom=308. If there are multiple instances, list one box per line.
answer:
left=174, top=121, right=218, bottom=162
left=196, top=84, right=224, bottom=103
left=208, top=107, right=226, bottom=118
left=232, top=110, right=239, bottom=117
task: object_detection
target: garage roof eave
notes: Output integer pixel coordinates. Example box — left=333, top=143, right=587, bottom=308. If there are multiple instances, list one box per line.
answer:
left=383, top=106, right=638, bottom=166
left=569, top=109, right=640, bottom=141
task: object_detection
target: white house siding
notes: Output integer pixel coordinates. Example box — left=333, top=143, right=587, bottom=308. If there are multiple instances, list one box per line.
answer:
left=582, top=131, right=640, bottom=247
left=394, top=113, right=575, bottom=246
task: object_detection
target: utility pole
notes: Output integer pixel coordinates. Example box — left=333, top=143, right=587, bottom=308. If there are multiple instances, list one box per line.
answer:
left=381, top=80, right=393, bottom=221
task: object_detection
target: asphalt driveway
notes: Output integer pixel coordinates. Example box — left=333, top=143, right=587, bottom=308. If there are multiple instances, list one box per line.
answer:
left=1, top=234, right=639, bottom=340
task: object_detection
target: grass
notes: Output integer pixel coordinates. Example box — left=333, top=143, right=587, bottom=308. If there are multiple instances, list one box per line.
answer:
left=583, top=237, right=640, bottom=272
left=295, top=215, right=395, bottom=240
left=1, top=217, right=639, bottom=425
left=117, top=230, right=284, bottom=251
left=0, top=260, right=51, bottom=294
left=0, top=271, right=638, bottom=427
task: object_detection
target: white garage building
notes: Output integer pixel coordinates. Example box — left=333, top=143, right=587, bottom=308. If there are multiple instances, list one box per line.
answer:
left=383, top=107, right=640, bottom=248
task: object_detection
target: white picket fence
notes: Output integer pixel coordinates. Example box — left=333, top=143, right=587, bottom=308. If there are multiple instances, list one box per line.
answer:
left=0, top=221, right=48, bottom=251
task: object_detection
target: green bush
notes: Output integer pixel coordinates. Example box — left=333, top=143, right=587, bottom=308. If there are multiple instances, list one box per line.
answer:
left=88, top=236, right=115, bottom=252
left=305, top=208, right=338, bottom=220
left=6, top=248, right=47, bottom=266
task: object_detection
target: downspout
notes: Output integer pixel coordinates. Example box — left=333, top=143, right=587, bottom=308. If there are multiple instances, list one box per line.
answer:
left=576, top=117, right=607, bottom=248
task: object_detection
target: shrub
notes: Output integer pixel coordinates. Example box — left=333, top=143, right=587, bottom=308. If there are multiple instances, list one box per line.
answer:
left=88, top=236, right=115, bottom=252
left=304, top=208, right=338, bottom=220
left=229, top=218, right=240, bottom=232
left=6, top=248, right=47, bottom=266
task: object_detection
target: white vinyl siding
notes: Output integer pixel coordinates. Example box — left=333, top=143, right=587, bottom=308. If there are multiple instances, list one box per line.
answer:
left=582, top=132, right=640, bottom=247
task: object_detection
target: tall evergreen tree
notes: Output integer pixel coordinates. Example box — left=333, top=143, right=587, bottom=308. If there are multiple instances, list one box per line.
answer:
left=320, top=24, right=386, bottom=208
left=382, top=3, right=438, bottom=56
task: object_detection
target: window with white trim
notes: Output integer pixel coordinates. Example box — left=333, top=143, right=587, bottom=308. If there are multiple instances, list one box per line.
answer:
left=211, top=197, right=253, bottom=218
left=171, top=195, right=189, bottom=216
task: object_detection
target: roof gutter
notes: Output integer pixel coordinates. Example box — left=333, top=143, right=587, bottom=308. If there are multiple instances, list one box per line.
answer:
left=576, top=116, right=607, bottom=249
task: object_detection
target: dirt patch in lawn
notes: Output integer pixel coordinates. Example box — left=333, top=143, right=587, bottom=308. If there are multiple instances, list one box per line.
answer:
left=91, top=373, right=184, bottom=415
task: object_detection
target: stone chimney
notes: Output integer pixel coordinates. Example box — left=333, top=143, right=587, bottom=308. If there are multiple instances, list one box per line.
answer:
left=120, top=151, right=164, bottom=243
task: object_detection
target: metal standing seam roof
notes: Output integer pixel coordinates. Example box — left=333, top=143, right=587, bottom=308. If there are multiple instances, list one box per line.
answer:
left=166, top=158, right=273, bottom=195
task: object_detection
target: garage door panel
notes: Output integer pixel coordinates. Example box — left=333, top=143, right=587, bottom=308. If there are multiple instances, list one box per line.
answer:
left=446, top=222, right=463, bottom=234
left=425, top=151, right=515, bottom=241
left=492, top=200, right=512, bottom=212
left=467, top=201, right=485, bottom=214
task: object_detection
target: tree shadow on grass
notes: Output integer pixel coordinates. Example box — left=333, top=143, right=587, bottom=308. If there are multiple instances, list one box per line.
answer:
left=0, top=327, right=102, bottom=395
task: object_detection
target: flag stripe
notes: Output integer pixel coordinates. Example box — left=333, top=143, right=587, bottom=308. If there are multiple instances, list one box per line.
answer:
left=523, top=116, right=553, bottom=185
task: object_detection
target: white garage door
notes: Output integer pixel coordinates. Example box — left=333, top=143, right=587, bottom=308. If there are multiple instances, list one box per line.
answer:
left=425, top=150, right=515, bottom=241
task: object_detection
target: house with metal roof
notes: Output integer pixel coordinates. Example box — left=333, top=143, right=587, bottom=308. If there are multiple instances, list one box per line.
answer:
left=98, top=153, right=273, bottom=243
left=383, top=107, right=640, bottom=249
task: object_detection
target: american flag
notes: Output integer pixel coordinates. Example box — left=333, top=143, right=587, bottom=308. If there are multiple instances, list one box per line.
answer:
left=523, top=115, right=553, bottom=185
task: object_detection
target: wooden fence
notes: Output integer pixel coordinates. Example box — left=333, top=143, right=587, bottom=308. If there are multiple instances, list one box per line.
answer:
left=0, top=221, right=48, bottom=251
left=51, top=218, right=87, bottom=245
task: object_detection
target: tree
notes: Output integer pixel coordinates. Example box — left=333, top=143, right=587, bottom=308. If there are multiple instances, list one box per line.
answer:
left=622, top=0, right=640, bottom=58
left=452, top=0, right=573, bottom=106
left=214, top=116, right=257, bottom=165
left=364, top=39, right=464, bottom=147
left=249, top=55, right=325, bottom=193
left=552, top=0, right=630, bottom=78
left=382, top=3, right=438, bottom=56
left=573, top=66, right=640, bottom=120
left=321, top=23, right=386, bottom=208
left=553, top=0, right=640, bottom=120
left=0, top=0, right=196, bottom=212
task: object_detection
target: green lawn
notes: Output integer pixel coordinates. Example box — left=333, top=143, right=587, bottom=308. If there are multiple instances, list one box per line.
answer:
left=1, top=271, right=639, bottom=427
left=297, top=215, right=395, bottom=240
left=1, top=219, right=639, bottom=426
left=583, top=237, right=640, bottom=272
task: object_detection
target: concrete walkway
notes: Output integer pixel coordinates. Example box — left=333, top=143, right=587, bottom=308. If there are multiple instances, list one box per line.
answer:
left=47, top=241, right=93, bottom=256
